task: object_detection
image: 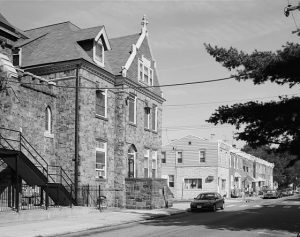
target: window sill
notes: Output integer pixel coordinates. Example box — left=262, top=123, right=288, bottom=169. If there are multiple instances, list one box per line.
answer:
left=95, top=114, right=108, bottom=121
left=152, top=130, right=158, bottom=134
left=96, top=177, right=107, bottom=181
left=144, top=128, right=151, bottom=132
left=129, top=122, right=137, bottom=127
left=44, top=131, right=54, bottom=139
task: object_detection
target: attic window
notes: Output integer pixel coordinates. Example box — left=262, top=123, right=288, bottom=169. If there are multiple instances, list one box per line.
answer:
left=12, top=48, right=21, bottom=67
left=138, top=56, right=153, bottom=86
left=93, top=39, right=104, bottom=67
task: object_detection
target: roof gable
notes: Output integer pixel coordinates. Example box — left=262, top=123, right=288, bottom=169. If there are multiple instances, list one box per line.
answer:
left=105, top=33, right=140, bottom=75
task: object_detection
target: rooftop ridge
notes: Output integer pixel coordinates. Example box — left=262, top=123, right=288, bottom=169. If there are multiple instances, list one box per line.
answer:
left=24, top=21, right=80, bottom=32
left=110, top=32, right=140, bottom=41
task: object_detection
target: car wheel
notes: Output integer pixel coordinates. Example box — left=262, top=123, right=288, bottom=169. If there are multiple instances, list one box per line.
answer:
left=190, top=208, right=195, bottom=212
left=212, top=204, right=216, bottom=212
left=220, top=202, right=225, bottom=210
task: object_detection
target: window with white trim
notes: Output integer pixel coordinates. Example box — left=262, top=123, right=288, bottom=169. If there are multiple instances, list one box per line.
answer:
left=128, top=95, right=136, bottom=124
left=45, top=107, right=52, bottom=133
left=138, top=57, right=153, bottom=86
left=152, top=105, right=158, bottom=131
left=93, top=38, right=104, bottom=67
left=144, top=149, right=150, bottom=178
left=184, top=179, right=202, bottom=189
left=151, top=150, right=157, bottom=178
left=12, top=48, right=21, bottom=67
left=96, top=140, right=107, bottom=179
left=176, top=151, right=183, bottom=164
left=168, top=175, right=174, bottom=187
left=95, top=89, right=107, bottom=118
left=199, top=149, right=206, bottom=163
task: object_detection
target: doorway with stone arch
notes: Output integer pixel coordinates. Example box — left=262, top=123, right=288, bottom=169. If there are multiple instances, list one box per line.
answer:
left=127, top=144, right=137, bottom=178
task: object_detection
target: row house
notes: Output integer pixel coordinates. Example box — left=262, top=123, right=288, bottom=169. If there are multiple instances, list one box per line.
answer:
left=0, top=12, right=170, bottom=210
left=161, top=135, right=274, bottom=200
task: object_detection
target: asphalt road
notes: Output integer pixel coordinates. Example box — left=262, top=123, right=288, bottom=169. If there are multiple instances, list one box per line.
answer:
left=61, top=196, right=300, bottom=237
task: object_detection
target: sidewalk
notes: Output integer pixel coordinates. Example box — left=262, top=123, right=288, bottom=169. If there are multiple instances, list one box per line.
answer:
left=0, top=203, right=189, bottom=237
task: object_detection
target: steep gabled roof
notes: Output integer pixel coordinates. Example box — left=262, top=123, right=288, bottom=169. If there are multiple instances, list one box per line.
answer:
left=19, top=22, right=94, bottom=67
left=16, top=22, right=115, bottom=72
left=105, top=33, right=140, bottom=75
left=0, top=12, right=28, bottom=40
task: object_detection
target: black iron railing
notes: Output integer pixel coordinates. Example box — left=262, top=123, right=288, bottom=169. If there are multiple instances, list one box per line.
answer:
left=0, top=127, right=75, bottom=205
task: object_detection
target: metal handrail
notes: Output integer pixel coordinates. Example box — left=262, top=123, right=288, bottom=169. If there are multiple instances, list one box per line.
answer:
left=0, top=127, right=75, bottom=201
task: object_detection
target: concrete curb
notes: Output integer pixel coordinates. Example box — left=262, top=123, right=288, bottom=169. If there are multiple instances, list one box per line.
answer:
left=44, top=208, right=188, bottom=237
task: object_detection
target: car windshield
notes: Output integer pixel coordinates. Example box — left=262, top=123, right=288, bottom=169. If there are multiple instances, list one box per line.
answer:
left=195, top=193, right=216, bottom=200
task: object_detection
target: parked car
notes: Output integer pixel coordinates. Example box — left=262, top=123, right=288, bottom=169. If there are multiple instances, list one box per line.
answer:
left=190, top=192, right=224, bottom=212
left=263, top=190, right=281, bottom=199
left=278, top=189, right=289, bottom=197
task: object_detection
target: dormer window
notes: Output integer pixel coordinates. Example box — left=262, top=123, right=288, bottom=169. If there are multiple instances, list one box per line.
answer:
left=93, top=39, right=104, bottom=67
left=12, top=48, right=21, bottom=67
left=138, top=56, right=153, bottom=86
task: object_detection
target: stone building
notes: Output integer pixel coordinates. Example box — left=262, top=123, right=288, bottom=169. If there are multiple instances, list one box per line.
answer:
left=0, top=12, right=168, bottom=208
left=161, top=135, right=274, bottom=200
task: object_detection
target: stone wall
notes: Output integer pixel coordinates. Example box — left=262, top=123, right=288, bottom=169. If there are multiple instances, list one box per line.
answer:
left=125, top=178, right=173, bottom=209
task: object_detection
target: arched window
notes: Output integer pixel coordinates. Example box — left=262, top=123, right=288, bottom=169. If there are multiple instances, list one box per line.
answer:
left=128, top=145, right=137, bottom=178
left=45, top=106, right=52, bottom=133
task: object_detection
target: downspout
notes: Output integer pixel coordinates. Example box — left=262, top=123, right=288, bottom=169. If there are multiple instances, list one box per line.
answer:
left=74, top=65, right=80, bottom=204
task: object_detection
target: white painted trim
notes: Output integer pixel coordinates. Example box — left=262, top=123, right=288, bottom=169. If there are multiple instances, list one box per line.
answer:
left=152, top=150, right=158, bottom=178
left=121, top=30, right=146, bottom=76
left=95, top=27, right=111, bottom=50
left=93, top=39, right=105, bottom=67
left=144, top=148, right=150, bottom=178
left=44, top=131, right=54, bottom=139
left=95, top=89, right=108, bottom=118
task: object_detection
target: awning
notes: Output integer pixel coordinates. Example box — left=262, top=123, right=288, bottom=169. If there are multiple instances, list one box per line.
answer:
left=243, top=175, right=256, bottom=182
left=234, top=172, right=242, bottom=178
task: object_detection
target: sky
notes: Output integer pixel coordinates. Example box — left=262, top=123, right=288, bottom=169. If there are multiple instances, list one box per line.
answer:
left=1, top=0, right=300, bottom=148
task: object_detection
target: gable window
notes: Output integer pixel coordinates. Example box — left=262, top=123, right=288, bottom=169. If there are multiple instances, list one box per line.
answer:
left=199, top=149, right=206, bottom=163
left=96, top=140, right=107, bottom=179
left=93, top=39, right=104, bottom=67
left=152, top=150, right=157, bottom=178
left=96, top=89, right=107, bottom=118
left=12, top=48, right=21, bottom=67
left=168, top=175, right=174, bottom=187
left=45, top=107, right=52, bottom=133
left=128, top=95, right=136, bottom=124
left=144, top=107, right=150, bottom=129
left=152, top=104, right=158, bottom=131
left=144, top=149, right=150, bottom=178
left=161, top=151, right=166, bottom=164
left=176, top=151, right=183, bottom=164
left=138, top=57, right=153, bottom=86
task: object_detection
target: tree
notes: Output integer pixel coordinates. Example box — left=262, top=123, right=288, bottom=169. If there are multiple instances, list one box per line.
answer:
left=204, top=42, right=300, bottom=164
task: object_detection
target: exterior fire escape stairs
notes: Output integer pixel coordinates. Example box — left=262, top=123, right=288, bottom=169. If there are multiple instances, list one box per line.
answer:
left=0, top=127, right=75, bottom=208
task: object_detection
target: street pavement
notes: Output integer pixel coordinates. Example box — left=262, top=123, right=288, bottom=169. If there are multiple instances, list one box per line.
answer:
left=0, top=195, right=299, bottom=237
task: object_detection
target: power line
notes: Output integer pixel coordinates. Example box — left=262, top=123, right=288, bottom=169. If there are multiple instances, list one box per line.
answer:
left=7, top=75, right=235, bottom=90
left=163, top=93, right=300, bottom=108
